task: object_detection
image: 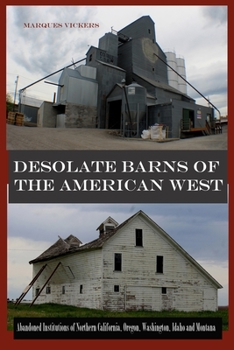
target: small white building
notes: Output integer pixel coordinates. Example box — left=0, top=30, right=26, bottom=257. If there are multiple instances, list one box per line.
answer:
left=28, top=210, right=222, bottom=311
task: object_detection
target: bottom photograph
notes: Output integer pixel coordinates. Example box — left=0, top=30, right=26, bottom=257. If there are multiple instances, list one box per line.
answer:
left=7, top=203, right=228, bottom=337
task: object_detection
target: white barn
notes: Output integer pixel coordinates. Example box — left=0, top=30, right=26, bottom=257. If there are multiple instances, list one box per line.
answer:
left=27, top=210, right=222, bottom=311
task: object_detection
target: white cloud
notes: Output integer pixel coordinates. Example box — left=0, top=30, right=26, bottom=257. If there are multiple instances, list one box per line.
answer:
left=6, top=5, right=227, bottom=115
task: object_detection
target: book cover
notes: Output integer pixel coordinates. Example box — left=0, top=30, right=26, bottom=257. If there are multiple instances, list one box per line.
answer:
left=3, top=1, right=230, bottom=349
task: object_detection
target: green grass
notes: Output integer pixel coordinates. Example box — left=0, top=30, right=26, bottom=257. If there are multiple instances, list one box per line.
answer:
left=7, top=302, right=228, bottom=331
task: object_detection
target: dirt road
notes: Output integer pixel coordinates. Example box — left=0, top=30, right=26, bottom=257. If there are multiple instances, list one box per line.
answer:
left=6, top=124, right=227, bottom=151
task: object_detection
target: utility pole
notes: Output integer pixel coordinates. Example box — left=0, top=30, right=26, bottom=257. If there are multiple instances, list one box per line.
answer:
left=13, top=75, right=19, bottom=111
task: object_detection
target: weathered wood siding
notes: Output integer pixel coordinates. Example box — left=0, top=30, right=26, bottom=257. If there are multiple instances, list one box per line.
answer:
left=101, top=215, right=218, bottom=311
left=32, top=249, right=103, bottom=309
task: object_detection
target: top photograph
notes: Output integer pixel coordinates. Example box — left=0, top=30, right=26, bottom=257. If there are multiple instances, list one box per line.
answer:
left=6, top=5, right=227, bottom=151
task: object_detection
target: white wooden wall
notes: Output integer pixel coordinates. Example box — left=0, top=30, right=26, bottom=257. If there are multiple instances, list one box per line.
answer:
left=101, top=215, right=218, bottom=311
left=32, top=248, right=103, bottom=309
left=32, top=214, right=218, bottom=311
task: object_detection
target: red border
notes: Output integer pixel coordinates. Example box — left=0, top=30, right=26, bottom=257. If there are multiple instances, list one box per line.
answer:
left=2, top=1, right=231, bottom=349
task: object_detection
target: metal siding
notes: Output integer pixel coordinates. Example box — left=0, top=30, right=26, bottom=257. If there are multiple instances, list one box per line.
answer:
left=148, top=105, right=173, bottom=137
left=67, top=77, right=98, bottom=106
left=96, top=64, right=126, bottom=128
left=171, top=100, right=214, bottom=136
left=118, top=39, right=168, bottom=86
left=98, top=33, right=118, bottom=57
left=119, top=16, right=156, bottom=42
left=118, top=41, right=133, bottom=84
left=76, top=65, right=97, bottom=80
left=19, top=105, right=39, bottom=123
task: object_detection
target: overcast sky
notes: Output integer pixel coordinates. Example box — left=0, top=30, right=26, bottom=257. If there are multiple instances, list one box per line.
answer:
left=7, top=203, right=228, bottom=306
left=6, top=5, right=227, bottom=117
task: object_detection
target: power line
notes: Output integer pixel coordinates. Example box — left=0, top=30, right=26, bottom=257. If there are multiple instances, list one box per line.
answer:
left=153, top=52, right=221, bottom=118
left=19, top=57, right=86, bottom=93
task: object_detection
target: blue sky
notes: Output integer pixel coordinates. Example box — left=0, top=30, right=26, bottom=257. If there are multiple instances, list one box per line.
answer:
left=7, top=203, right=228, bottom=305
left=6, top=5, right=227, bottom=118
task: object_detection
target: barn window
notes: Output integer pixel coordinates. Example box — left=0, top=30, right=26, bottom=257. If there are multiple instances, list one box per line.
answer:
left=114, top=253, right=122, bottom=271
left=46, top=286, right=51, bottom=294
left=80, top=285, right=83, bottom=294
left=105, top=225, right=115, bottom=232
left=89, top=54, right=92, bottom=62
left=156, top=255, right=164, bottom=273
left=162, top=287, right=167, bottom=294
left=62, top=286, right=65, bottom=294
left=135, top=229, right=143, bottom=246
left=35, top=288, right=40, bottom=297
left=114, top=285, right=119, bottom=292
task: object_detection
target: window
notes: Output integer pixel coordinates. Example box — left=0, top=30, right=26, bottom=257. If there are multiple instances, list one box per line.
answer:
left=46, top=286, right=51, bottom=294
left=62, top=286, right=65, bottom=294
left=114, top=253, right=122, bottom=271
left=156, top=255, right=163, bottom=273
left=105, top=225, right=115, bottom=232
left=80, top=285, right=83, bottom=294
left=35, top=288, right=40, bottom=297
left=114, top=285, right=119, bottom=292
left=135, top=229, right=143, bottom=246
left=162, top=287, right=167, bottom=294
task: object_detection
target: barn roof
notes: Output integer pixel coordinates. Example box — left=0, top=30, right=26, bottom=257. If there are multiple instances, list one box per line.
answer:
left=29, top=235, right=82, bottom=264
left=29, top=211, right=136, bottom=264
left=28, top=210, right=223, bottom=289
left=96, top=216, right=119, bottom=231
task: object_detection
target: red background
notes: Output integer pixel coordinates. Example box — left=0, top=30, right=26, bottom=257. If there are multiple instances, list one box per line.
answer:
left=1, top=1, right=231, bottom=349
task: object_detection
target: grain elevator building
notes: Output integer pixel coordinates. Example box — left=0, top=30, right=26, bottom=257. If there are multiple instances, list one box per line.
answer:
left=38, top=15, right=215, bottom=139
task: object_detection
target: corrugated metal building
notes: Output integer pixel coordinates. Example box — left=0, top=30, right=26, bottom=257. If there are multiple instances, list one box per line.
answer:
left=38, top=15, right=215, bottom=138
left=27, top=211, right=222, bottom=312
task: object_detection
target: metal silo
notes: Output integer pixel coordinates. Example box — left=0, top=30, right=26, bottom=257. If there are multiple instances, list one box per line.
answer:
left=165, top=51, right=178, bottom=90
left=176, top=57, right=187, bottom=94
left=122, top=82, right=147, bottom=137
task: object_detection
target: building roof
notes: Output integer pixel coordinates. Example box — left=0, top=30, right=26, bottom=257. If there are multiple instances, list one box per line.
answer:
left=61, top=67, right=97, bottom=82
left=96, top=216, right=119, bottom=231
left=118, top=15, right=155, bottom=35
left=96, top=60, right=126, bottom=72
left=29, top=210, right=222, bottom=289
left=133, top=70, right=195, bottom=102
left=29, top=235, right=82, bottom=264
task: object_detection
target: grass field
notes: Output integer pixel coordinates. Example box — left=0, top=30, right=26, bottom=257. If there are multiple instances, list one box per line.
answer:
left=7, top=303, right=228, bottom=332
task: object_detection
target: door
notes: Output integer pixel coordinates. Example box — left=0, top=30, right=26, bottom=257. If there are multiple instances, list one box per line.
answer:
left=108, top=100, right=122, bottom=129
left=182, top=109, right=194, bottom=130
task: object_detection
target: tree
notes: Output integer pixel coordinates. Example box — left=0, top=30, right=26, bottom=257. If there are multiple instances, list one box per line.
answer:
left=6, top=93, right=14, bottom=115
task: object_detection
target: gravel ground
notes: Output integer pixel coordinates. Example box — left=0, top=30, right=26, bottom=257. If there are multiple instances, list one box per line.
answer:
left=6, top=124, right=227, bottom=151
